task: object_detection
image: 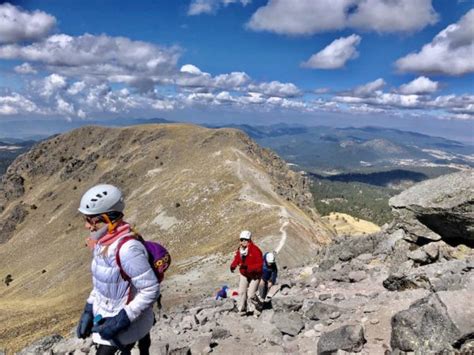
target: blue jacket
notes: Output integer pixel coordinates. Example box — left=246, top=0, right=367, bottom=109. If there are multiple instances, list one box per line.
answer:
left=262, top=253, right=278, bottom=284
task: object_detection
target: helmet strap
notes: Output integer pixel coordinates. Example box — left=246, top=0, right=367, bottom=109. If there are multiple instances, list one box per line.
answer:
left=101, top=213, right=119, bottom=233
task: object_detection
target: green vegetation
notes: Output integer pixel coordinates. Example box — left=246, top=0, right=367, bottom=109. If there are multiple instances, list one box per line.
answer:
left=310, top=177, right=396, bottom=226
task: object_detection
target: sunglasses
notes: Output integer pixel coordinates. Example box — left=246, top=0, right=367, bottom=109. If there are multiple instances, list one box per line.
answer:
left=240, top=238, right=249, bottom=242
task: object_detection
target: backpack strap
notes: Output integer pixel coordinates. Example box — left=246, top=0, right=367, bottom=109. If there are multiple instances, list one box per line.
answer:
left=115, top=235, right=137, bottom=282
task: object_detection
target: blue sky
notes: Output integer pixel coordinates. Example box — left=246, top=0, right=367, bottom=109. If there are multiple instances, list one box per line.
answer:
left=0, top=0, right=473, bottom=141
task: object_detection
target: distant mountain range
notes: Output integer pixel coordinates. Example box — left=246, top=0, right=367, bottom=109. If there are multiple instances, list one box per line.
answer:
left=2, top=119, right=472, bottom=181
left=0, top=117, right=173, bottom=140
left=211, top=124, right=474, bottom=174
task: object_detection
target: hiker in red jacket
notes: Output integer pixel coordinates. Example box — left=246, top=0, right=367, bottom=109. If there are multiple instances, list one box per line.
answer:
left=230, top=230, right=263, bottom=316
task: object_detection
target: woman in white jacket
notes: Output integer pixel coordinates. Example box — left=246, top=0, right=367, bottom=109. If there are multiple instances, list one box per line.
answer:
left=76, top=184, right=160, bottom=355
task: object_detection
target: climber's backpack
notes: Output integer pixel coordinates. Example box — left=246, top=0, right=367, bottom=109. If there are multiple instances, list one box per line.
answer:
left=116, top=234, right=171, bottom=283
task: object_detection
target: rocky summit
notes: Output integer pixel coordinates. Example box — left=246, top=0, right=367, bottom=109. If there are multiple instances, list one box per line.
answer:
left=0, top=124, right=333, bottom=352
left=1, top=125, right=473, bottom=355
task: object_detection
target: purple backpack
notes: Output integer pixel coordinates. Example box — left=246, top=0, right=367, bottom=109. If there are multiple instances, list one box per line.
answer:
left=116, top=235, right=171, bottom=283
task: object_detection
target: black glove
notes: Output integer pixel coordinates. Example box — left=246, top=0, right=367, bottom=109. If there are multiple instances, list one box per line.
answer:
left=91, top=309, right=131, bottom=340
left=230, top=266, right=235, bottom=273
left=76, top=303, right=94, bottom=339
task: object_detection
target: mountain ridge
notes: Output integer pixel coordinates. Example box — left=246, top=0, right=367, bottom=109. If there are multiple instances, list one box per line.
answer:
left=0, top=123, right=333, bottom=352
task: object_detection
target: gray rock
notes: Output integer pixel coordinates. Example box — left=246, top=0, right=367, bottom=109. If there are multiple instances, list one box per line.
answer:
left=389, top=170, right=474, bottom=244
left=383, top=259, right=472, bottom=292
left=437, top=289, right=474, bottom=343
left=317, top=324, right=366, bottom=355
left=423, top=242, right=440, bottom=261
left=215, top=298, right=236, bottom=313
left=211, top=327, right=231, bottom=340
left=383, top=273, right=429, bottom=291
left=304, top=302, right=343, bottom=321
left=329, top=311, right=341, bottom=320
left=348, top=270, right=367, bottom=282
left=179, top=315, right=197, bottom=331
left=374, top=229, right=405, bottom=255
left=390, top=292, right=464, bottom=353
left=355, top=253, right=374, bottom=263
left=190, top=336, right=212, bottom=355
left=318, top=294, right=331, bottom=301
left=271, top=296, right=304, bottom=312
left=0, top=203, right=29, bottom=244
left=272, top=311, right=304, bottom=336
left=407, top=248, right=429, bottom=264
left=18, top=334, right=63, bottom=354
left=52, top=338, right=92, bottom=354
left=316, top=234, right=383, bottom=271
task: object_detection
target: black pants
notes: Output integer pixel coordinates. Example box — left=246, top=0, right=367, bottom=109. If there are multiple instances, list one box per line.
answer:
left=96, top=333, right=151, bottom=355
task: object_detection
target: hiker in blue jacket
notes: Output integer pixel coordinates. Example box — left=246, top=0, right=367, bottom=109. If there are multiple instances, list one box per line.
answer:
left=259, top=252, right=278, bottom=301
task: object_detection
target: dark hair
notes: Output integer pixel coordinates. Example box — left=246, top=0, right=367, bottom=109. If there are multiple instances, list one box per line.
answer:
left=100, top=211, right=124, bottom=222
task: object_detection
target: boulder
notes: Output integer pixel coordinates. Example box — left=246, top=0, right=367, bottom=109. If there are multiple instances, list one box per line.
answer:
left=383, top=259, right=472, bottom=292
left=190, top=335, right=212, bottom=354
left=317, top=324, right=366, bottom=354
left=389, top=170, right=474, bottom=246
left=407, top=249, right=429, bottom=264
left=271, top=296, right=304, bottom=312
left=272, top=311, right=304, bottom=336
left=391, top=290, right=474, bottom=353
left=304, top=302, right=343, bottom=321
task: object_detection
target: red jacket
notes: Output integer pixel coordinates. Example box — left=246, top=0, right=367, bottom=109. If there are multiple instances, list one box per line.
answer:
left=230, top=242, right=263, bottom=279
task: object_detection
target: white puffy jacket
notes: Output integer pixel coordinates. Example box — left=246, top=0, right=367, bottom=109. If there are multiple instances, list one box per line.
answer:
left=87, top=234, right=160, bottom=346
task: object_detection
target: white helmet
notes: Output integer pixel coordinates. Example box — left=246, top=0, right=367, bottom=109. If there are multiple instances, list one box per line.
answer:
left=265, top=252, right=275, bottom=264
left=240, top=230, right=252, bottom=240
left=78, top=184, right=124, bottom=215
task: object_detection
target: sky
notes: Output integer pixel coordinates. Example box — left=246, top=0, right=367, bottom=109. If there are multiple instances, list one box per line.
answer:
left=0, top=0, right=473, bottom=142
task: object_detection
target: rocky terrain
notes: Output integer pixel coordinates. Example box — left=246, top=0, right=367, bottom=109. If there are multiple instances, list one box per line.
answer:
left=0, top=124, right=334, bottom=352
left=15, top=170, right=474, bottom=354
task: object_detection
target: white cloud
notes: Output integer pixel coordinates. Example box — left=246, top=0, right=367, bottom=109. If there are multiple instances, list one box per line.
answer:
left=188, top=0, right=251, bottom=15
left=347, top=0, right=438, bottom=33
left=67, top=81, right=87, bottom=95
left=247, top=0, right=437, bottom=35
left=178, top=64, right=298, bottom=97
left=302, top=34, right=361, bottom=69
left=44, top=74, right=67, bottom=96
left=0, top=93, right=39, bottom=115
left=248, top=0, right=350, bottom=35
left=399, top=76, right=439, bottom=95
left=177, top=65, right=251, bottom=92
left=396, top=9, right=474, bottom=76
left=0, top=3, right=56, bottom=44
left=214, top=72, right=251, bottom=90
left=352, top=78, right=385, bottom=97
left=0, top=34, right=180, bottom=88
left=180, top=64, right=203, bottom=75
left=14, top=63, right=37, bottom=74
left=248, top=81, right=302, bottom=97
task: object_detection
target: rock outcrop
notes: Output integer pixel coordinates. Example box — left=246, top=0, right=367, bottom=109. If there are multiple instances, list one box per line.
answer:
left=389, top=170, right=474, bottom=246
